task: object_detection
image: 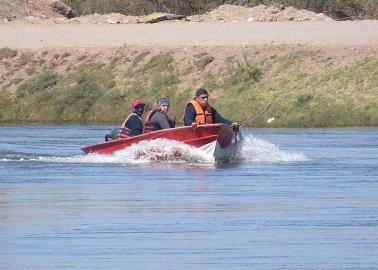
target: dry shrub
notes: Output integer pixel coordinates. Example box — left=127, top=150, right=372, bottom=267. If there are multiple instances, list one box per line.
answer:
left=64, top=0, right=378, bottom=19
left=0, top=47, right=17, bottom=60
left=195, top=55, right=215, bottom=71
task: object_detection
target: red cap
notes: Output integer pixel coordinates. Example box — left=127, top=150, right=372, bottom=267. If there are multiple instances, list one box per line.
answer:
left=131, top=99, right=145, bottom=108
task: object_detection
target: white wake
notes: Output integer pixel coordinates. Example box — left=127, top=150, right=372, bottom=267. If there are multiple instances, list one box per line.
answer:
left=235, top=136, right=308, bottom=163
left=1, top=136, right=307, bottom=164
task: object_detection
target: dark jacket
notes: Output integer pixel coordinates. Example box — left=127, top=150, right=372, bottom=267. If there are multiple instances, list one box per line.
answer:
left=145, top=110, right=175, bottom=132
left=183, top=103, right=232, bottom=126
left=123, top=113, right=143, bottom=136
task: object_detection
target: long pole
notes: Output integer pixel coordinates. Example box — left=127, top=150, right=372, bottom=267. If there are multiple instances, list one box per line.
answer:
left=240, top=103, right=271, bottom=128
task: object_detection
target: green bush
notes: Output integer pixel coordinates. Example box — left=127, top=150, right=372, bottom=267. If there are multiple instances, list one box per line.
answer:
left=132, top=51, right=150, bottom=66
left=16, top=72, right=59, bottom=98
left=296, top=93, right=313, bottom=106
left=0, top=91, right=13, bottom=122
left=226, top=55, right=263, bottom=88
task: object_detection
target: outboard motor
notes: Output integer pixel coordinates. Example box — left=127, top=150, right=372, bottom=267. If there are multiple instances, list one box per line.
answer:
left=105, top=127, right=133, bottom=141
left=105, top=127, right=121, bottom=141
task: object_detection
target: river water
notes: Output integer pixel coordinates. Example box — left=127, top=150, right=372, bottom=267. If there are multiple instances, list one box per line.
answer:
left=0, top=125, right=377, bottom=270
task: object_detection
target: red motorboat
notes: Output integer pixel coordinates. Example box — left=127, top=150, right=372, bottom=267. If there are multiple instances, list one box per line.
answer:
left=81, top=124, right=239, bottom=161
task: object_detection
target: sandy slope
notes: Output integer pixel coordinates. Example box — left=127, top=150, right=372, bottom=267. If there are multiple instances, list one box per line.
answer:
left=1, top=20, right=378, bottom=49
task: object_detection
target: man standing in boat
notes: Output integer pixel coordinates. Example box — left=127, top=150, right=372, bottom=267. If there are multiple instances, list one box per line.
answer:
left=144, top=98, right=175, bottom=132
left=184, top=88, right=239, bottom=129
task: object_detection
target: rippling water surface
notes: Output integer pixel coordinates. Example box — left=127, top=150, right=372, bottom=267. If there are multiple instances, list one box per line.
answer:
left=0, top=125, right=377, bottom=270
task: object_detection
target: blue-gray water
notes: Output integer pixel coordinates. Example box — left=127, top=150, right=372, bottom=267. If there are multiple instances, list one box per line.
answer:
left=0, top=125, right=377, bottom=270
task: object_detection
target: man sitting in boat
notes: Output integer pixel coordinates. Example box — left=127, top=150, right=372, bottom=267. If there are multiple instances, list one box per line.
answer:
left=105, top=98, right=145, bottom=141
left=120, top=98, right=146, bottom=136
left=144, top=98, right=175, bottom=132
left=183, top=88, right=239, bottom=129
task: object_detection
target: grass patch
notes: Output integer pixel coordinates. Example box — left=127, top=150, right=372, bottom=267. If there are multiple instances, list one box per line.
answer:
left=0, top=91, right=13, bottom=122
left=63, top=74, right=102, bottom=121
left=16, top=72, right=59, bottom=98
left=76, top=54, right=87, bottom=61
left=296, top=93, right=313, bottom=106
left=1, top=47, right=377, bottom=126
left=0, top=47, right=17, bottom=60
left=132, top=51, right=150, bottom=66
left=224, top=55, right=263, bottom=90
left=195, top=55, right=214, bottom=71
left=142, top=53, right=174, bottom=72
left=15, top=53, right=34, bottom=69
left=194, top=52, right=208, bottom=58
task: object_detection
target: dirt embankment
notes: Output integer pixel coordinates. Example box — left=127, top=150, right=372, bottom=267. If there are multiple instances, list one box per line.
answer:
left=1, top=3, right=334, bottom=24
left=1, top=1, right=377, bottom=49
left=1, top=2, right=334, bottom=23
left=0, top=2, right=377, bottom=49
left=2, top=21, right=378, bottom=49
left=1, top=1, right=377, bottom=85
left=0, top=1, right=377, bottom=126
left=0, top=0, right=74, bottom=20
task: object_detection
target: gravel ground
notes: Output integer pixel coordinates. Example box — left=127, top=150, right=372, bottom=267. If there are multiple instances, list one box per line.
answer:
left=1, top=20, right=378, bottom=49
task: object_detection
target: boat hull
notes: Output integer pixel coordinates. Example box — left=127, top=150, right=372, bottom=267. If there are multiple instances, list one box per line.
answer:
left=81, top=124, right=236, bottom=157
left=199, top=140, right=238, bottom=161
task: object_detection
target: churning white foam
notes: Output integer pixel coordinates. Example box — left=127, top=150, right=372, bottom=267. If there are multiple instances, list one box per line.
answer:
left=1, top=136, right=307, bottom=164
left=236, top=136, right=308, bottom=163
left=38, top=138, right=214, bottom=164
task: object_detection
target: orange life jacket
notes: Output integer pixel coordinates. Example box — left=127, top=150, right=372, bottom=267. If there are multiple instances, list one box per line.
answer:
left=187, top=100, right=213, bottom=125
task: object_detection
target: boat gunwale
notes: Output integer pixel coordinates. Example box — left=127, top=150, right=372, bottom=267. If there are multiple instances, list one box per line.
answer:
left=81, top=123, right=233, bottom=154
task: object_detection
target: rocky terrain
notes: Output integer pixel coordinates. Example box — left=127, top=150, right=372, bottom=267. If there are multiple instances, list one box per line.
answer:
left=188, top=4, right=333, bottom=23
left=1, top=1, right=333, bottom=24
left=0, top=0, right=75, bottom=21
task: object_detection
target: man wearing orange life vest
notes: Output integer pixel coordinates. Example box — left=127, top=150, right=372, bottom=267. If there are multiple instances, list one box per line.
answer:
left=183, top=88, right=239, bottom=129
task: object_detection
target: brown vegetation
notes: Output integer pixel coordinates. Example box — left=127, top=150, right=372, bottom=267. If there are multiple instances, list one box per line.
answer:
left=63, top=0, right=378, bottom=20
left=0, top=1, right=377, bottom=126
left=0, top=45, right=377, bottom=126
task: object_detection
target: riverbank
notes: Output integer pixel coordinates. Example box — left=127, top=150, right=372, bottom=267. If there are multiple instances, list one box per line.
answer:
left=0, top=43, right=377, bottom=127
left=0, top=20, right=377, bottom=127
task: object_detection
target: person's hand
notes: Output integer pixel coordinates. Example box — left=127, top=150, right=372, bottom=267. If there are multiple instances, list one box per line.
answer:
left=191, top=122, right=198, bottom=129
left=231, top=122, right=239, bottom=131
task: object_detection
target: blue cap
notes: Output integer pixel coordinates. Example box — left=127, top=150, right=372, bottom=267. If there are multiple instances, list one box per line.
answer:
left=157, top=98, right=169, bottom=106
